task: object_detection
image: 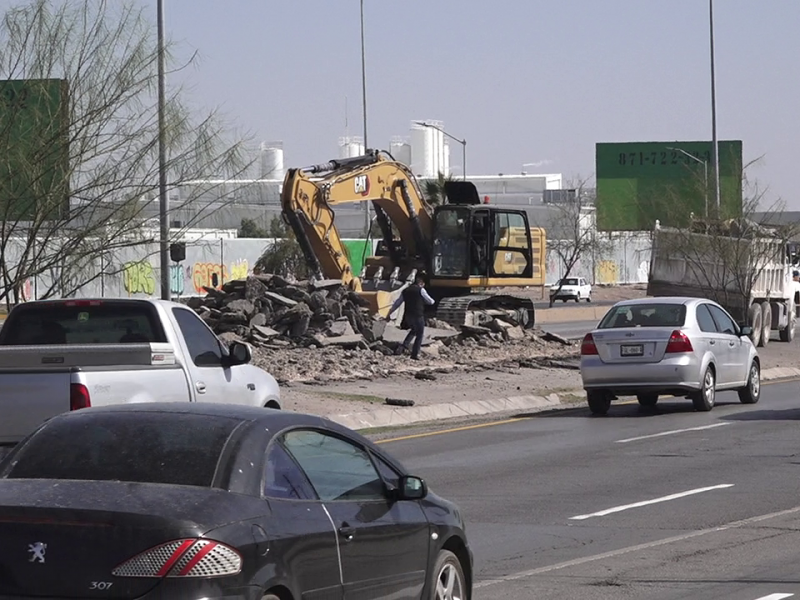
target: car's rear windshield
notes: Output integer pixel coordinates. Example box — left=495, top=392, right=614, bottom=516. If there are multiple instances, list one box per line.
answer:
left=3, top=413, right=241, bottom=488
left=599, top=303, right=687, bottom=329
left=0, top=302, right=167, bottom=345
left=561, top=278, right=579, bottom=285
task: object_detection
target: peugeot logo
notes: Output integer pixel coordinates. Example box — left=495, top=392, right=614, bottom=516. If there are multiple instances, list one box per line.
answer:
left=28, top=542, right=47, bottom=564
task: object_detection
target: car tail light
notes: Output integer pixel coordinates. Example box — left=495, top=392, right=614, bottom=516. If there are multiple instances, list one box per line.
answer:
left=69, top=383, right=91, bottom=411
left=581, top=333, right=598, bottom=355
left=666, top=330, right=693, bottom=353
left=112, top=539, right=242, bottom=578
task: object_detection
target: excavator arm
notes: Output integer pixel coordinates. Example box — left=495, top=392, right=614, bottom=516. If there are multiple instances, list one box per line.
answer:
left=280, top=150, right=434, bottom=291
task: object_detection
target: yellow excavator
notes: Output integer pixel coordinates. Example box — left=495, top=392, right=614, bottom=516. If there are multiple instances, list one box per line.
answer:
left=280, top=149, right=546, bottom=328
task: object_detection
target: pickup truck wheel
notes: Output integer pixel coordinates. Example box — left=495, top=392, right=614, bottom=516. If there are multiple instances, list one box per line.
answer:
left=574, top=293, right=580, bottom=303
left=780, top=313, right=796, bottom=342
left=738, top=361, right=761, bottom=404
left=587, top=391, right=611, bottom=415
left=759, top=301, right=771, bottom=347
left=586, top=294, right=591, bottom=303
left=747, top=303, right=762, bottom=347
left=637, top=393, right=658, bottom=408
left=691, top=367, right=716, bottom=412
left=264, top=400, right=280, bottom=410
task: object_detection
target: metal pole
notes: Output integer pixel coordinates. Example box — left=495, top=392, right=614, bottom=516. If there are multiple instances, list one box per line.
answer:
left=157, top=0, right=170, bottom=300
left=360, top=0, right=368, bottom=149
left=359, top=0, right=371, bottom=237
left=703, top=161, right=708, bottom=219
left=709, top=0, right=721, bottom=216
left=461, top=140, right=466, bottom=180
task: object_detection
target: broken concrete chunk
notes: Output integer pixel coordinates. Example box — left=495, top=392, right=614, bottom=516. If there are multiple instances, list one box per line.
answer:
left=264, top=291, right=297, bottom=307
left=328, top=318, right=356, bottom=337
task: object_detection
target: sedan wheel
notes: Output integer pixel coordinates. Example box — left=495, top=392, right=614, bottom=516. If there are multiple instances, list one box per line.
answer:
left=431, top=550, right=466, bottom=600
left=691, top=367, right=716, bottom=411
left=637, top=393, right=658, bottom=408
left=587, top=391, right=611, bottom=415
left=738, top=361, right=761, bottom=404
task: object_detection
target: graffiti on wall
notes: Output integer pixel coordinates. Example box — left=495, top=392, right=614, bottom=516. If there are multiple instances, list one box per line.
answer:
left=191, top=259, right=249, bottom=294
left=123, top=260, right=156, bottom=296
left=595, top=260, right=620, bottom=284
left=170, top=264, right=184, bottom=296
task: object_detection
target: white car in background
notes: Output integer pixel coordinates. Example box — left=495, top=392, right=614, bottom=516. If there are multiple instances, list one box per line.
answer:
left=550, top=277, right=592, bottom=303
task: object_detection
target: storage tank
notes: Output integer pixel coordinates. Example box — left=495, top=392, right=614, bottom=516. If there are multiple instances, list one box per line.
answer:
left=410, top=120, right=446, bottom=178
left=259, top=142, right=284, bottom=180
left=390, top=136, right=412, bottom=166
left=339, top=136, right=365, bottom=159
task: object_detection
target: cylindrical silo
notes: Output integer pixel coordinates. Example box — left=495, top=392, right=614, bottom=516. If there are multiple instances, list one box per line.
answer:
left=259, top=141, right=285, bottom=180
left=339, top=136, right=365, bottom=159
left=390, top=136, right=412, bottom=166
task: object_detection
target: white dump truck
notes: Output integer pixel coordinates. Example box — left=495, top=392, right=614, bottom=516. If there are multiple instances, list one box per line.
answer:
left=647, top=220, right=800, bottom=347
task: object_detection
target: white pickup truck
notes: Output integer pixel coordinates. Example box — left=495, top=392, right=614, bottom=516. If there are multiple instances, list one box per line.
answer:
left=0, top=298, right=281, bottom=448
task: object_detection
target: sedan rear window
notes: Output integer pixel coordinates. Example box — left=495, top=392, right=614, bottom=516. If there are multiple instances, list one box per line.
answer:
left=3, top=413, right=241, bottom=488
left=599, top=303, right=687, bottom=329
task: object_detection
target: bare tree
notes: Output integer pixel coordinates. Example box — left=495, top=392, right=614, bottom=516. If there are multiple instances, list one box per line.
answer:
left=648, top=169, right=800, bottom=346
left=0, top=0, right=254, bottom=306
left=547, top=176, right=611, bottom=306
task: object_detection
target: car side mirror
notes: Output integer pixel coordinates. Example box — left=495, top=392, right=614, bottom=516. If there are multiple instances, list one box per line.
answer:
left=395, top=475, right=427, bottom=501
left=739, top=326, right=752, bottom=337
left=225, top=341, right=252, bottom=366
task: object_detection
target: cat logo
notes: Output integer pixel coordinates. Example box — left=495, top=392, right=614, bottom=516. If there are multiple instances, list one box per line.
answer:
left=354, top=175, right=370, bottom=196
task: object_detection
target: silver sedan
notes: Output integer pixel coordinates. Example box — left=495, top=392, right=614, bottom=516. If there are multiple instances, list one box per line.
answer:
left=580, top=297, right=761, bottom=415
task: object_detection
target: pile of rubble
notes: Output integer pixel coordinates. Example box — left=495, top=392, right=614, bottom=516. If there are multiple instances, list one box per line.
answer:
left=189, top=275, right=567, bottom=354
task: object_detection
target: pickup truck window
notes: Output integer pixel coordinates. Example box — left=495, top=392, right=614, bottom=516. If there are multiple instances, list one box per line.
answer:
left=172, top=307, right=224, bottom=367
left=0, top=302, right=167, bottom=345
left=4, top=412, right=241, bottom=488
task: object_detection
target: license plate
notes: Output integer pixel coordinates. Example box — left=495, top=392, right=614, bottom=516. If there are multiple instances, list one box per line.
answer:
left=620, top=344, right=643, bottom=357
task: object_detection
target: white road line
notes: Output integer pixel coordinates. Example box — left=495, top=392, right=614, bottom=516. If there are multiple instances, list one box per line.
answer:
left=475, top=503, right=800, bottom=589
left=616, top=422, right=730, bottom=444
left=753, top=594, right=794, bottom=600
left=569, top=484, right=734, bottom=520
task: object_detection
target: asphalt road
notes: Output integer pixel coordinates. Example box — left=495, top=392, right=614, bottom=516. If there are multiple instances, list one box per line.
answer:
left=382, top=380, right=800, bottom=600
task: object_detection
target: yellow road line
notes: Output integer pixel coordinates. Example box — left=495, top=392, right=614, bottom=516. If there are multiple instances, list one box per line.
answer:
left=375, top=417, right=529, bottom=444
left=375, top=377, right=796, bottom=444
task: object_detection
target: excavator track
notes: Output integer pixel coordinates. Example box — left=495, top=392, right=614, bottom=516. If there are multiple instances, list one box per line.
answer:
left=435, top=293, right=536, bottom=330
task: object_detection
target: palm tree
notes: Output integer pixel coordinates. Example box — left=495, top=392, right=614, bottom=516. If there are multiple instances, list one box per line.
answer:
left=422, top=171, right=459, bottom=206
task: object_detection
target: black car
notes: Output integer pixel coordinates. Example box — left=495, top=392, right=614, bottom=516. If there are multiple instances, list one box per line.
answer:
left=0, top=403, right=472, bottom=600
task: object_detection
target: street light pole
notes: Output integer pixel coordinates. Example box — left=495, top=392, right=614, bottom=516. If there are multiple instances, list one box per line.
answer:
left=360, top=0, right=368, bottom=150
left=414, top=121, right=466, bottom=180
left=709, top=0, right=721, bottom=216
left=157, top=0, right=170, bottom=300
left=667, top=147, right=708, bottom=219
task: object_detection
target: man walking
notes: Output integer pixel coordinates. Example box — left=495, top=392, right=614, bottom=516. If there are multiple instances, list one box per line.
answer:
left=388, top=273, right=435, bottom=360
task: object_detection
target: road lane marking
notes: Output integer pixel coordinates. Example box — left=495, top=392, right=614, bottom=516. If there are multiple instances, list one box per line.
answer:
left=753, top=595, right=794, bottom=600
left=615, top=422, right=730, bottom=443
left=375, top=377, right=795, bottom=444
left=374, top=417, right=530, bottom=444
left=475, top=503, right=800, bottom=589
left=569, top=484, right=734, bottom=520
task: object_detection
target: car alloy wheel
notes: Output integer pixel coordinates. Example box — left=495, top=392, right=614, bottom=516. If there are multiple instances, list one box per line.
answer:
left=692, top=367, right=716, bottom=411
left=432, top=550, right=466, bottom=600
left=738, top=361, right=761, bottom=404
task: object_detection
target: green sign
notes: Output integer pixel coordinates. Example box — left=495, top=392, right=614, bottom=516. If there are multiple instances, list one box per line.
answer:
left=342, top=239, right=374, bottom=277
left=0, top=79, right=70, bottom=221
left=596, top=141, right=742, bottom=231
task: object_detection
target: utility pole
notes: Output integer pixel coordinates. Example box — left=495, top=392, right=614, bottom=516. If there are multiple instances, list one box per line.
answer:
left=360, top=0, right=371, bottom=237
left=157, top=0, right=170, bottom=300
left=709, top=0, right=721, bottom=216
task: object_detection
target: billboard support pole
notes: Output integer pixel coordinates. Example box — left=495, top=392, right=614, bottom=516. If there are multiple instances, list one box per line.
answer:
left=157, top=0, right=170, bottom=300
left=709, top=0, right=721, bottom=217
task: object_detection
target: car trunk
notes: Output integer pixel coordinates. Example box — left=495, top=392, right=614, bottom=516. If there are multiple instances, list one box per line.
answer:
left=591, top=327, right=679, bottom=364
left=0, top=479, right=262, bottom=599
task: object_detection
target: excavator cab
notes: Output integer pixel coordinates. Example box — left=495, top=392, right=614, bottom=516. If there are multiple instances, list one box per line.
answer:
left=429, top=182, right=542, bottom=288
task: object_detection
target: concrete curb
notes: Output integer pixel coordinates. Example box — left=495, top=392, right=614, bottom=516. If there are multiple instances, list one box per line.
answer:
left=324, top=366, right=800, bottom=431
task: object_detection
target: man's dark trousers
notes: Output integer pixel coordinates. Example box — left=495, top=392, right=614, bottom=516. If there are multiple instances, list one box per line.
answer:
left=402, top=316, right=425, bottom=359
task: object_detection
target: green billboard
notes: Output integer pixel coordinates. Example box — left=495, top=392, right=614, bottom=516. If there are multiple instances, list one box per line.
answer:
left=0, top=79, right=70, bottom=221
left=596, top=140, right=742, bottom=231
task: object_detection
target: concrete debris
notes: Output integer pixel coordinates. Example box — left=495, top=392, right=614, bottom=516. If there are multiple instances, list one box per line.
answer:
left=189, top=275, right=579, bottom=383
left=542, top=331, right=571, bottom=345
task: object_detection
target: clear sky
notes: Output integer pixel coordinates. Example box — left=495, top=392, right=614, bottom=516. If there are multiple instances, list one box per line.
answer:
left=34, top=2, right=800, bottom=206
